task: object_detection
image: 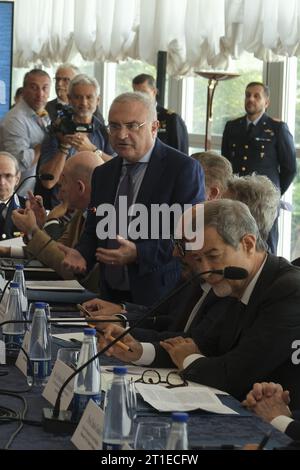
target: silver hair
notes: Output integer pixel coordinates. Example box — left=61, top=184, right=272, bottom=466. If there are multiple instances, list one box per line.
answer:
left=191, top=151, right=233, bottom=195
left=203, top=199, right=266, bottom=251
left=226, top=174, right=280, bottom=243
left=56, top=63, right=80, bottom=75
left=111, top=92, right=157, bottom=121
left=0, top=151, right=20, bottom=174
left=68, top=74, right=100, bottom=97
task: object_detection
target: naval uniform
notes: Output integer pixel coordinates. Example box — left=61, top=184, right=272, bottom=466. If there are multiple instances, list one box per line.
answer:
left=221, top=113, right=297, bottom=254
left=157, top=104, right=189, bottom=154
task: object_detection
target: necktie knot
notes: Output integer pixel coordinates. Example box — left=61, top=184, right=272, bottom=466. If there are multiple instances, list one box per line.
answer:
left=247, top=122, right=255, bottom=138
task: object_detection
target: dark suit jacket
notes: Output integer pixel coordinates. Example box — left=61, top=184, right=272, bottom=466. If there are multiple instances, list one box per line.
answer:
left=76, top=139, right=205, bottom=305
left=286, top=417, right=300, bottom=441
left=221, top=113, right=296, bottom=195
left=0, top=195, right=25, bottom=240
left=157, top=105, right=189, bottom=155
left=150, top=255, right=300, bottom=409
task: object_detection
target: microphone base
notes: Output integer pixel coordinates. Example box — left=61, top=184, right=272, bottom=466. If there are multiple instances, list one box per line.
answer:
left=42, top=407, right=78, bottom=434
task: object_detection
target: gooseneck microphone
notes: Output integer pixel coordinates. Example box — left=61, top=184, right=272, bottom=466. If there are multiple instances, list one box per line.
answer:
left=43, top=266, right=248, bottom=432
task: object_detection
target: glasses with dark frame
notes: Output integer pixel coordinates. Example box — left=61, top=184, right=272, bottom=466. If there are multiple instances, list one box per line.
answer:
left=135, top=369, right=188, bottom=388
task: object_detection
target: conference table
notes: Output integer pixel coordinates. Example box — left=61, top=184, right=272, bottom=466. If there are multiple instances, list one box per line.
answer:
left=0, top=319, right=293, bottom=451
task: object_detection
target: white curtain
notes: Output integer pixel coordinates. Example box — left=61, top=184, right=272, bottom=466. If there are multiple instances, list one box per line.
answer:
left=12, top=0, right=300, bottom=75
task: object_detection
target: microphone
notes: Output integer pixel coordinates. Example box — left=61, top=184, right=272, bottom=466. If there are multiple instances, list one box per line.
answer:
left=42, top=265, right=248, bottom=433
left=0, top=174, right=55, bottom=239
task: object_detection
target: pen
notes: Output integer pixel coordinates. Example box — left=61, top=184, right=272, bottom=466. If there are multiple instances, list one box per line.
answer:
left=257, top=431, right=272, bottom=450
left=77, top=304, right=133, bottom=352
left=77, top=303, right=92, bottom=318
left=98, top=330, right=133, bottom=353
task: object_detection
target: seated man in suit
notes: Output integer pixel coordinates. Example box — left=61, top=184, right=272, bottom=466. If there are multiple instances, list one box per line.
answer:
left=97, top=199, right=300, bottom=409
left=0, top=151, right=25, bottom=241
left=0, top=151, right=104, bottom=291
left=243, top=382, right=300, bottom=442
left=59, top=92, right=205, bottom=306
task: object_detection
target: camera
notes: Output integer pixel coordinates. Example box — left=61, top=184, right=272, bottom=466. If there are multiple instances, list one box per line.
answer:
left=49, top=103, right=93, bottom=135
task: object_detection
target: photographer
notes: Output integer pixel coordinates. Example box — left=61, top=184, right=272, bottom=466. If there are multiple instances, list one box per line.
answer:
left=36, top=74, right=114, bottom=209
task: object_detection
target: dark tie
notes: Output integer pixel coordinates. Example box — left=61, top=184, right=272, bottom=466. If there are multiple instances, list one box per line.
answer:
left=0, top=202, right=6, bottom=218
left=105, top=163, right=142, bottom=289
left=247, top=122, right=255, bottom=139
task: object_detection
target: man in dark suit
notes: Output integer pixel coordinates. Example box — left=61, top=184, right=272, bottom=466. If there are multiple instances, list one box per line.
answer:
left=97, top=199, right=300, bottom=409
left=243, top=382, right=300, bottom=442
left=59, top=92, right=205, bottom=306
left=132, top=74, right=189, bottom=154
left=221, top=82, right=296, bottom=254
left=0, top=152, right=25, bottom=240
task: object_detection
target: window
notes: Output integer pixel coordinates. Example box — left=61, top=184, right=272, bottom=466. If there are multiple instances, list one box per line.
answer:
left=182, top=52, right=264, bottom=137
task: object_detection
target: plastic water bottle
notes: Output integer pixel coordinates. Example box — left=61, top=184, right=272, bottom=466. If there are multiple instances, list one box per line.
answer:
left=72, top=328, right=101, bottom=421
left=102, top=366, right=132, bottom=450
left=2, top=282, right=25, bottom=361
left=166, top=412, right=189, bottom=450
left=12, top=264, right=28, bottom=323
left=27, top=302, right=52, bottom=387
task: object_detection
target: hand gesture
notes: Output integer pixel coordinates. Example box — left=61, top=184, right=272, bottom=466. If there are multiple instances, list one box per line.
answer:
left=57, top=244, right=87, bottom=274
left=96, top=235, right=137, bottom=266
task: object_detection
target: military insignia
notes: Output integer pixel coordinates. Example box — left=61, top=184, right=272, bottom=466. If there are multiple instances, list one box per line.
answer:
left=166, top=109, right=175, bottom=115
left=260, top=153, right=264, bottom=159
left=264, top=129, right=274, bottom=136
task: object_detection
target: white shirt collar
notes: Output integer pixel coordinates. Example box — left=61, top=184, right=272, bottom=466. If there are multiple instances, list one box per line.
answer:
left=246, top=112, right=264, bottom=127
left=240, top=254, right=268, bottom=305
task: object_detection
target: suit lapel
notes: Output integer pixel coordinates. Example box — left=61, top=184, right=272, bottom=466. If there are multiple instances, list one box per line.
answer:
left=136, top=140, right=166, bottom=206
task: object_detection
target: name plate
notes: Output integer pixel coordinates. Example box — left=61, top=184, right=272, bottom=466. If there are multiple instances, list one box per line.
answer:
left=15, top=331, right=30, bottom=376
left=42, top=359, right=75, bottom=410
left=71, top=400, right=104, bottom=450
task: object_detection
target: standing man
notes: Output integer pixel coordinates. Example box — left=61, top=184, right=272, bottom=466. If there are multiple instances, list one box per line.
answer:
left=221, top=82, right=296, bottom=254
left=0, top=69, right=51, bottom=195
left=132, top=74, right=189, bottom=154
left=37, top=74, right=114, bottom=208
left=46, top=63, right=80, bottom=121
left=60, top=92, right=205, bottom=305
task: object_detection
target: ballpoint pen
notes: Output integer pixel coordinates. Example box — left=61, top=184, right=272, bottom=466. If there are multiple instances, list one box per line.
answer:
left=257, top=431, right=272, bottom=450
left=77, top=304, right=133, bottom=352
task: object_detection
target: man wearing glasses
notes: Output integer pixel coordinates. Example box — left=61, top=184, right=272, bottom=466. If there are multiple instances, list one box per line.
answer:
left=0, top=152, right=25, bottom=240
left=96, top=199, right=300, bottom=409
left=60, top=92, right=205, bottom=306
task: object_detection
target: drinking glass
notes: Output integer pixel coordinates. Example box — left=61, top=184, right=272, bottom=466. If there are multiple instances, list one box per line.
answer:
left=134, top=420, right=171, bottom=450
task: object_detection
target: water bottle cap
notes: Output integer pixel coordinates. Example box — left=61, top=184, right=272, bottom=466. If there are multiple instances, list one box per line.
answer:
left=35, top=302, right=46, bottom=309
left=171, top=412, right=189, bottom=423
left=10, top=281, right=19, bottom=288
left=113, top=366, right=127, bottom=375
left=15, top=264, right=24, bottom=270
left=84, top=328, right=96, bottom=336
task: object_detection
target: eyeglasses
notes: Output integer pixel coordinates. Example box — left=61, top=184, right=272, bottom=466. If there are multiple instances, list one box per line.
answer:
left=107, top=121, right=147, bottom=134
left=54, top=76, right=71, bottom=83
left=135, top=369, right=188, bottom=388
left=0, top=173, right=18, bottom=181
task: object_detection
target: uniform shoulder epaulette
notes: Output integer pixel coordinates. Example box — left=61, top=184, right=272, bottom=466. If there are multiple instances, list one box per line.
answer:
left=166, top=108, right=176, bottom=115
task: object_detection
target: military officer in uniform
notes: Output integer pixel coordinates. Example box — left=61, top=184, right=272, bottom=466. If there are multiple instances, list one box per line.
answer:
left=221, top=81, right=296, bottom=254
left=132, top=74, right=189, bottom=154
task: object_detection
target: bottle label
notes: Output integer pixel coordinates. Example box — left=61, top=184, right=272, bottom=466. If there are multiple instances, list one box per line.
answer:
left=72, top=392, right=101, bottom=421
left=28, top=360, right=52, bottom=379
left=3, top=333, right=24, bottom=350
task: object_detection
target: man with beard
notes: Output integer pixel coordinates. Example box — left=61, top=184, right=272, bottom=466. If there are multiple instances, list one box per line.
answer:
left=221, top=82, right=296, bottom=254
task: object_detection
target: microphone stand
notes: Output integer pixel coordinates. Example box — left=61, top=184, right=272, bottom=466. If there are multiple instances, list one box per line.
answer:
left=43, top=266, right=248, bottom=432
